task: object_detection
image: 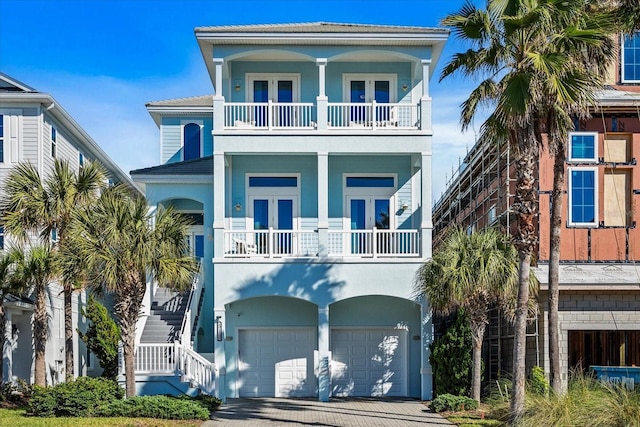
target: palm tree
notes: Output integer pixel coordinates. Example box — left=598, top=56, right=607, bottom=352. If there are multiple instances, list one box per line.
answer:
left=64, top=186, right=198, bottom=398
left=416, top=227, right=518, bottom=402
left=9, top=245, right=57, bottom=386
left=1, top=159, right=105, bottom=381
left=542, top=7, right=614, bottom=394
left=616, top=0, right=640, bottom=32
left=440, top=0, right=613, bottom=420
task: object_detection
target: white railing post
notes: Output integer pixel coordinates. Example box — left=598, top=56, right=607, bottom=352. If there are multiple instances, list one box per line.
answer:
left=268, top=100, right=273, bottom=130
left=268, top=227, right=274, bottom=258
left=371, top=101, right=377, bottom=130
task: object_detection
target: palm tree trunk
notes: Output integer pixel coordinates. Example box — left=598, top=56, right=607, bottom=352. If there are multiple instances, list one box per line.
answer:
left=123, top=331, right=136, bottom=398
left=33, top=283, right=47, bottom=386
left=64, top=286, right=74, bottom=381
left=509, top=138, right=538, bottom=424
left=471, top=321, right=487, bottom=403
left=548, top=147, right=564, bottom=394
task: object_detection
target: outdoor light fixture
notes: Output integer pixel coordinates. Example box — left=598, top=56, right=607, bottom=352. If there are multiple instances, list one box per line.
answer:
left=235, top=83, right=241, bottom=92
left=401, top=201, right=409, bottom=211
left=401, top=84, right=409, bottom=92
left=216, top=316, right=223, bottom=341
left=234, top=202, right=242, bottom=211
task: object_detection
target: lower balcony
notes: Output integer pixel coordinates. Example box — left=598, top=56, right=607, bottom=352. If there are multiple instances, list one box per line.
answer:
left=223, top=228, right=420, bottom=258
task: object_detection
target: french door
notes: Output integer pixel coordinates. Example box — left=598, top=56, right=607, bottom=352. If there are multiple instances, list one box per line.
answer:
left=249, top=75, right=298, bottom=127
left=348, top=197, right=391, bottom=254
left=249, top=196, right=297, bottom=255
left=345, top=74, right=395, bottom=124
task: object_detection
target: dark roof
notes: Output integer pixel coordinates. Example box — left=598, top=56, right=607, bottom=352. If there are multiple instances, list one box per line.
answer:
left=195, top=22, right=447, bottom=34
left=4, top=294, right=34, bottom=305
left=130, top=156, right=213, bottom=176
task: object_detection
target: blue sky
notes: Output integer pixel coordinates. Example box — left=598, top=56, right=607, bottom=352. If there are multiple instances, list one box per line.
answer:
left=0, top=0, right=485, bottom=199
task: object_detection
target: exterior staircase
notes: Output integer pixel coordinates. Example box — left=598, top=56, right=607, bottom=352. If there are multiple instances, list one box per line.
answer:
left=140, top=288, right=189, bottom=343
left=122, top=263, right=216, bottom=396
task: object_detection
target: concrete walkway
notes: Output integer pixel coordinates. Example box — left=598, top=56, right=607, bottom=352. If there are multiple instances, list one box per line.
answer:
left=203, top=397, right=454, bottom=426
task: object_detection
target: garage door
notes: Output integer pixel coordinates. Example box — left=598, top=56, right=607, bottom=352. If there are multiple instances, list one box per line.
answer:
left=238, top=329, right=316, bottom=397
left=331, top=328, right=408, bottom=397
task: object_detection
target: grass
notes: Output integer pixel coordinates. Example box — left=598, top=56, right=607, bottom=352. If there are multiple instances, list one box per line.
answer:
left=443, top=403, right=505, bottom=427
left=0, top=407, right=206, bottom=427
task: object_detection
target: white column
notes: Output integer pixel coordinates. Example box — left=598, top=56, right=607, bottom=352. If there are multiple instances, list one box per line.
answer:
left=419, top=298, right=434, bottom=400
left=317, top=152, right=329, bottom=257
left=213, top=153, right=226, bottom=258
left=316, top=58, right=328, bottom=131
left=213, top=58, right=224, bottom=99
left=213, top=58, right=225, bottom=131
left=421, top=152, right=432, bottom=259
left=317, top=307, right=330, bottom=401
left=420, top=59, right=432, bottom=131
left=213, top=309, right=227, bottom=402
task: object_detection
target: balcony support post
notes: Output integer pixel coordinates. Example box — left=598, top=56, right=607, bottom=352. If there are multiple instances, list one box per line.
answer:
left=316, top=59, right=328, bottom=131
left=420, top=59, right=432, bottom=131
left=317, top=307, right=330, bottom=402
left=420, top=152, right=432, bottom=259
left=213, top=58, right=225, bottom=130
left=213, top=153, right=226, bottom=259
left=317, top=152, right=329, bottom=257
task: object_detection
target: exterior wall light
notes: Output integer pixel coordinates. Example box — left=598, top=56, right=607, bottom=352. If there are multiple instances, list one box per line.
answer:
left=234, top=203, right=242, bottom=211
left=216, top=316, right=223, bottom=341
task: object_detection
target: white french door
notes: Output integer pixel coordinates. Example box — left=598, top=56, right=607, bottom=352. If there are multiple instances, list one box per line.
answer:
left=344, top=74, right=396, bottom=124
left=248, top=74, right=299, bottom=127
left=249, top=196, right=298, bottom=255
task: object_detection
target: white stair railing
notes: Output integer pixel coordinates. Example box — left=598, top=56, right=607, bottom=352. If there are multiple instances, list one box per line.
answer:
left=179, top=261, right=203, bottom=346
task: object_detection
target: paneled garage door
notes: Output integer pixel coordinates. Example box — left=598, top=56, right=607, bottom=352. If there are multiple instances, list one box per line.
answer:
left=238, top=328, right=316, bottom=397
left=331, top=328, right=408, bottom=397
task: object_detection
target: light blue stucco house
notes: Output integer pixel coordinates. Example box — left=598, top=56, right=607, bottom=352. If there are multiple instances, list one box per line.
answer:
left=130, top=22, right=449, bottom=401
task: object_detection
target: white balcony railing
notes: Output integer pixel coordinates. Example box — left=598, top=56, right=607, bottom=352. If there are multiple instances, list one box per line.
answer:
left=223, top=228, right=420, bottom=258
left=327, top=102, right=419, bottom=129
left=224, top=101, right=315, bottom=130
left=327, top=229, right=420, bottom=257
left=224, top=229, right=319, bottom=257
left=223, top=101, right=420, bottom=131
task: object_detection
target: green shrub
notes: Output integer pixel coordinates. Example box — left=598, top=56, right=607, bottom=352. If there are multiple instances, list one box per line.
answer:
left=528, top=365, right=549, bottom=396
left=431, top=393, right=479, bottom=412
left=29, top=377, right=124, bottom=417
left=0, top=378, right=33, bottom=404
left=78, top=295, right=121, bottom=379
left=430, top=310, right=473, bottom=397
left=171, top=393, right=222, bottom=413
left=97, top=395, right=210, bottom=420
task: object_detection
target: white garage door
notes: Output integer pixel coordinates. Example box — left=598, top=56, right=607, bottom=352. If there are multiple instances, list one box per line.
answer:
left=238, top=328, right=316, bottom=397
left=331, top=328, right=408, bottom=397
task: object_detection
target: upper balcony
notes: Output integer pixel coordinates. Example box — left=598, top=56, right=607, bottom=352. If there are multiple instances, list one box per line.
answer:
left=223, top=100, right=421, bottom=131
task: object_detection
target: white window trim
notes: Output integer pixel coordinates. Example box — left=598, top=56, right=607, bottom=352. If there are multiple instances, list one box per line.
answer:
left=245, top=173, right=301, bottom=231
left=568, top=131, right=598, bottom=162
left=343, top=173, right=398, bottom=230
left=621, top=33, right=640, bottom=84
left=245, top=73, right=300, bottom=103
left=567, top=167, right=599, bottom=228
left=342, top=73, right=398, bottom=103
left=180, top=119, right=204, bottom=161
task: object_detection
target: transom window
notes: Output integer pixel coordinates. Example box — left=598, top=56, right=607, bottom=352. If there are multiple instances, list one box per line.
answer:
left=249, top=176, right=297, bottom=187
left=568, top=168, right=597, bottom=227
left=346, top=176, right=394, bottom=188
left=568, top=132, right=598, bottom=162
left=622, top=33, right=640, bottom=83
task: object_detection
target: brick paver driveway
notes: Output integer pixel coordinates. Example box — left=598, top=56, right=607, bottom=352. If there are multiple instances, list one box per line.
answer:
left=202, top=397, right=454, bottom=426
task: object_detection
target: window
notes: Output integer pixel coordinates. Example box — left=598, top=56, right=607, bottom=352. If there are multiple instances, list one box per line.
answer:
left=568, top=168, right=598, bottom=227
left=0, top=225, right=4, bottom=250
left=249, top=176, right=297, bottom=187
left=568, top=132, right=598, bottom=162
left=346, top=176, right=394, bottom=188
left=621, top=33, right=640, bottom=83
left=51, top=127, right=57, bottom=158
left=0, top=114, right=4, bottom=163
left=183, top=123, right=201, bottom=161
left=78, top=152, right=84, bottom=168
